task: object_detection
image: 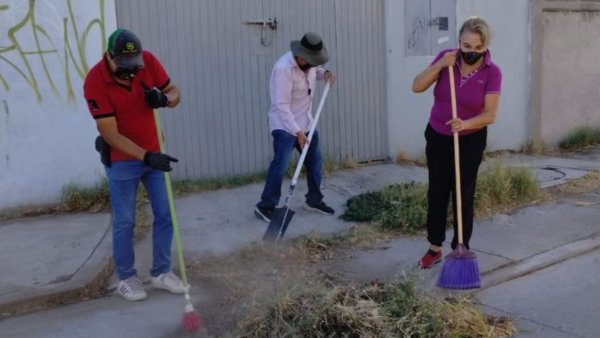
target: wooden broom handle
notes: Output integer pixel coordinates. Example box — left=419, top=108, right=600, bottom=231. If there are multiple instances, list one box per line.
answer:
left=448, top=65, right=464, bottom=244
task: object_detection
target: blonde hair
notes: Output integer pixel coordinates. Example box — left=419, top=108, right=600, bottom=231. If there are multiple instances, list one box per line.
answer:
left=459, top=16, right=492, bottom=46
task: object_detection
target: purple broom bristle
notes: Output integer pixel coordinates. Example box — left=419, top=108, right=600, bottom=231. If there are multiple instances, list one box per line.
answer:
left=437, top=255, right=481, bottom=289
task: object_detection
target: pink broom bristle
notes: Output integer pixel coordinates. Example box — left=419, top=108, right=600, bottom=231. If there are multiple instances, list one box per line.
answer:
left=182, top=304, right=202, bottom=332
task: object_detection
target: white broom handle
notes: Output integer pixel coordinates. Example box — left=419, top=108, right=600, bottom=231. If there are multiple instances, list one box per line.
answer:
left=291, top=83, right=331, bottom=186
left=449, top=66, right=464, bottom=244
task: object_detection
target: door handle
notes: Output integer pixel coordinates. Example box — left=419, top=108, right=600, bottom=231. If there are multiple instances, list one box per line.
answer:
left=244, top=17, right=278, bottom=30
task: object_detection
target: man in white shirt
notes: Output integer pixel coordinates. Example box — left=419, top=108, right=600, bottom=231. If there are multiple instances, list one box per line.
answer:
left=255, top=32, right=337, bottom=222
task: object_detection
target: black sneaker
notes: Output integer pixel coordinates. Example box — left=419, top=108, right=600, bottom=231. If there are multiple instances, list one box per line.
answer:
left=303, top=201, right=335, bottom=215
left=254, top=206, right=274, bottom=222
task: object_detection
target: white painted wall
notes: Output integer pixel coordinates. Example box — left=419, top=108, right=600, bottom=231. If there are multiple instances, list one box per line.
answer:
left=0, top=0, right=116, bottom=210
left=385, top=0, right=531, bottom=159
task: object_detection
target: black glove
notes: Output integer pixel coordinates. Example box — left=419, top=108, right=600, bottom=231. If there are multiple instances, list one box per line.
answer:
left=95, top=136, right=111, bottom=167
left=143, top=151, right=178, bottom=171
left=144, top=87, right=169, bottom=108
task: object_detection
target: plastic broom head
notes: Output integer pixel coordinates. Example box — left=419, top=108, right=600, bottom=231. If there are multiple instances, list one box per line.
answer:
left=182, top=304, right=202, bottom=332
left=436, top=244, right=481, bottom=289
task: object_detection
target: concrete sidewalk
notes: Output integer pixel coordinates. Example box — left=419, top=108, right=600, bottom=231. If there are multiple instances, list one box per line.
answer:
left=1, top=147, right=600, bottom=337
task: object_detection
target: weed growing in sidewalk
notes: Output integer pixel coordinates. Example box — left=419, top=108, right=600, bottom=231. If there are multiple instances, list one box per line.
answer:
left=171, top=172, right=265, bottom=195
left=521, top=140, right=549, bottom=155
left=340, top=191, right=387, bottom=222
left=61, top=179, right=111, bottom=212
left=286, top=154, right=359, bottom=179
left=341, top=182, right=428, bottom=233
left=475, top=162, right=541, bottom=218
left=1, top=172, right=268, bottom=220
left=558, top=126, right=600, bottom=151
left=546, top=171, right=600, bottom=197
left=341, top=163, right=540, bottom=232
left=378, top=182, right=428, bottom=231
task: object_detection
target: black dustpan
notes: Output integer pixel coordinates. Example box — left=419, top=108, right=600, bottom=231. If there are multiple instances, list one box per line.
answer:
left=263, top=206, right=296, bottom=241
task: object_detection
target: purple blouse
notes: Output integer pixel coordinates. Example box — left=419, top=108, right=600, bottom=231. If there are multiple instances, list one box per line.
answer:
left=428, top=49, right=502, bottom=136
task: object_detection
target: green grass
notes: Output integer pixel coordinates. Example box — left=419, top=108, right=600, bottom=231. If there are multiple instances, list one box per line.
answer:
left=171, top=172, right=265, bottom=195
left=341, top=163, right=541, bottom=231
left=286, top=153, right=359, bottom=178
left=340, top=191, right=387, bottom=223
left=58, top=172, right=266, bottom=214
left=476, top=162, right=541, bottom=217
left=558, top=126, right=600, bottom=150
left=61, top=179, right=111, bottom=212
left=7, top=152, right=360, bottom=219
left=341, top=182, right=428, bottom=233
left=521, top=140, right=548, bottom=155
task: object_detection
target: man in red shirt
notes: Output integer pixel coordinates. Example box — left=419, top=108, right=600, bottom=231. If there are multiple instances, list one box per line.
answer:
left=84, top=29, right=184, bottom=301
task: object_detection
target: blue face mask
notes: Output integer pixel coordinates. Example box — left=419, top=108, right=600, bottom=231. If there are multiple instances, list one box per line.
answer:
left=460, top=50, right=484, bottom=65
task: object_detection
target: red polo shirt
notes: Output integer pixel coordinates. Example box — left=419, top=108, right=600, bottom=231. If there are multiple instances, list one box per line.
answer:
left=83, top=51, right=170, bottom=162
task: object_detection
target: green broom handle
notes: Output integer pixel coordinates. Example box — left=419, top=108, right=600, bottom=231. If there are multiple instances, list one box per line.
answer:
left=448, top=66, right=464, bottom=244
left=153, top=109, right=189, bottom=286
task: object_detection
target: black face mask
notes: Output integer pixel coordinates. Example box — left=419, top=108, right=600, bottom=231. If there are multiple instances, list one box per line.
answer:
left=114, top=66, right=141, bottom=80
left=460, top=50, right=484, bottom=65
left=298, top=63, right=314, bottom=71
left=294, top=56, right=314, bottom=71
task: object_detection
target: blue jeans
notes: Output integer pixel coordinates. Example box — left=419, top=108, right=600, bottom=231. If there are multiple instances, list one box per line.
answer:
left=105, top=161, right=173, bottom=280
left=257, top=129, right=324, bottom=209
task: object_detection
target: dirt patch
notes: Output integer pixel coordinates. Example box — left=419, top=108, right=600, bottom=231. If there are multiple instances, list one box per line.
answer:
left=545, top=171, right=600, bottom=197
left=187, top=239, right=341, bottom=336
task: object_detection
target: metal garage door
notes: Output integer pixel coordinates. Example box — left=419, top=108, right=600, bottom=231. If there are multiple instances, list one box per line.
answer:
left=116, top=0, right=387, bottom=179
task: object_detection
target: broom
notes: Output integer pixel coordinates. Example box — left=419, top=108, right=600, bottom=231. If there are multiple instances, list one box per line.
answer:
left=436, top=65, right=481, bottom=289
left=153, top=109, right=202, bottom=331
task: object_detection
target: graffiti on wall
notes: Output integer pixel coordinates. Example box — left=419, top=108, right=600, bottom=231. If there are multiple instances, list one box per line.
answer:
left=0, top=0, right=107, bottom=102
left=406, top=16, right=429, bottom=54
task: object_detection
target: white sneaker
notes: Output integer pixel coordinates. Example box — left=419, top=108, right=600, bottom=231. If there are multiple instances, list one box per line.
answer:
left=151, top=271, right=186, bottom=294
left=117, top=276, right=147, bottom=301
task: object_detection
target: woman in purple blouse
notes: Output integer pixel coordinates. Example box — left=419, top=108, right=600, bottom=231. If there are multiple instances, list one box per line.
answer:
left=412, top=17, right=502, bottom=269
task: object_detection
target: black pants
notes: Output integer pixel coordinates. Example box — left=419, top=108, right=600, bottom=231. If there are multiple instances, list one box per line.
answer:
left=425, top=124, right=486, bottom=249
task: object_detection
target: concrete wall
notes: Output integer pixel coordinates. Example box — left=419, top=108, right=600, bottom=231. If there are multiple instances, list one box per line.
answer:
left=385, top=0, right=531, bottom=159
left=530, top=0, right=600, bottom=146
left=0, top=0, right=116, bottom=210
